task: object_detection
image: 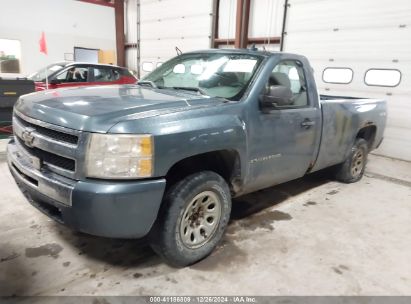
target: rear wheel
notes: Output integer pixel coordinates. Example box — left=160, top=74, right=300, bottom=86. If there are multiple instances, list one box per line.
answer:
left=335, top=138, right=368, bottom=183
left=149, top=171, right=231, bottom=267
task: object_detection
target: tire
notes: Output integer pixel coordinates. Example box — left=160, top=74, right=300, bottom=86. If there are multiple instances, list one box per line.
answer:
left=149, top=171, right=232, bottom=267
left=335, top=138, right=368, bottom=183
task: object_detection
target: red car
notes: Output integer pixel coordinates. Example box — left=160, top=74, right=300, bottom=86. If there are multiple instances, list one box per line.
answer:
left=29, top=62, right=137, bottom=91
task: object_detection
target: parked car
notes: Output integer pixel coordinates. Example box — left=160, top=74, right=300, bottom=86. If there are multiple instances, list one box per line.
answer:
left=28, top=62, right=137, bottom=91
left=7, top=49, right=386, bottom=267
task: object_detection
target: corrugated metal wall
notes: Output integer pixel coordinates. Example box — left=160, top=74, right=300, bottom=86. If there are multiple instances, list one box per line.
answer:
left=283, top=0, right=411, bottom=161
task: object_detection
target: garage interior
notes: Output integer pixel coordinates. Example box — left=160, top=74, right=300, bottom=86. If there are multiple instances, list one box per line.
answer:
left=1, top=0, right=410, bottom=298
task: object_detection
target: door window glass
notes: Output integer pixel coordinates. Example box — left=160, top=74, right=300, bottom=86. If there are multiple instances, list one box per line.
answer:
left=93, top=68, right=113, bottom=82
left=267, top=60, right=308, bottom=107
left=58, top=67, right=88, bottom=82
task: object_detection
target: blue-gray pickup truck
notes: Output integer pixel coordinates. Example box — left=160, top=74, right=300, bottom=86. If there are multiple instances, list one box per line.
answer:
left=7, top=49, right=386, bottom=266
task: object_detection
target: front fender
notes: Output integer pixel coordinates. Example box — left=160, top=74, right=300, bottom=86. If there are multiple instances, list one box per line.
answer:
left=152, top=114, right=248, bottom=178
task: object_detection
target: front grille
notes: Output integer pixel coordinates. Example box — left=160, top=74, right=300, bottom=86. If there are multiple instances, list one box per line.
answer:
left=16, top=137, right=75, bottom=171
left=15, top=115, right=78, bottom=145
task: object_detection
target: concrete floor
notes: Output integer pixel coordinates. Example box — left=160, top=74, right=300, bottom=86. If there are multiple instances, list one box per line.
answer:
left=0, top=149, right=410, bottom=296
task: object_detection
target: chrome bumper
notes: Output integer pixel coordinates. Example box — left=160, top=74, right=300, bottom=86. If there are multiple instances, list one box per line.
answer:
left=7, top=140, right=75, bottom=206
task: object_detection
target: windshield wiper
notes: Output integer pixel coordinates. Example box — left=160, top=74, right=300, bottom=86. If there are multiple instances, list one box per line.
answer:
left=137, top=80, right=158, bottom=88
left=169, top=86, right=209, bottom=96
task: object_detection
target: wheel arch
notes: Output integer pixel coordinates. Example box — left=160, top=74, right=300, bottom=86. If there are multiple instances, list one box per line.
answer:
left=164, top=149, right=243, bottom=195
left=356, top=124, right=377, bottom=149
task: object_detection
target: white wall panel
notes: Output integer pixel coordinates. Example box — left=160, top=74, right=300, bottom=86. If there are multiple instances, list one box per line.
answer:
left=0, top=0, right=116, bottom=77
left=284, top=0, right=411, bottom=161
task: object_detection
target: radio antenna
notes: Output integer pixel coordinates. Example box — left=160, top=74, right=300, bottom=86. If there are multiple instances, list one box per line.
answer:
left=175, top=46, right=182, bottom=56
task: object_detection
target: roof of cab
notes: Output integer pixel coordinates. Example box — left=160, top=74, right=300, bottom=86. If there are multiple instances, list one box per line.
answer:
left=183, top=48, right=287, bottom=57
left=181, top=48, right=307, bottom=61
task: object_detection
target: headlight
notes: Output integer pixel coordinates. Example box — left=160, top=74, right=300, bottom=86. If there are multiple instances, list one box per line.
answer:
left=85, top=134, right=153, bottom=179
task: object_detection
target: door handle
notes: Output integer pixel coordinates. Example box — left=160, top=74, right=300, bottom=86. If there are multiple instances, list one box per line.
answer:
left=301, top=119, right=315, bottom=129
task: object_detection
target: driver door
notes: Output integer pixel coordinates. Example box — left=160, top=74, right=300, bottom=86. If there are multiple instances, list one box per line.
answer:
left=247, top=60, right=321, bottom=191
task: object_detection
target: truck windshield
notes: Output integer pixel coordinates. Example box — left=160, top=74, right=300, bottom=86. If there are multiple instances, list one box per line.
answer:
left=141, top=53, right=262, bottom=100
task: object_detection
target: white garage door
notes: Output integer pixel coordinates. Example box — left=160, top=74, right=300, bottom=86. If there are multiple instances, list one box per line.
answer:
left=138, top=0, right=213, bottom=76
left=283, top=0, right=411, bottom=161
left=125, top=0, right=213, bottom=76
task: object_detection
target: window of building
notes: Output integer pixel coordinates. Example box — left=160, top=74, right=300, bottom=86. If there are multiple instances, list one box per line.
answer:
left=142, top=62, right=153, bottom=72
left=0, top=39, right=21, bottom=74
left=322, top=68, right=353, bottom=84
left=364, top=69, right=401, bottom=87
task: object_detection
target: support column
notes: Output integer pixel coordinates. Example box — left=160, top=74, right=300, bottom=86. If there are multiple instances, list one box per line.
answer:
left=114, top=0, right=125, bottom=66
left=234, top=0, right=251, bottom=49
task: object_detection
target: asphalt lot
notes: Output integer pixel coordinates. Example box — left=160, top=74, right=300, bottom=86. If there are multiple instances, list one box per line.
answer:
left=0, top=151, right=410, bottom=296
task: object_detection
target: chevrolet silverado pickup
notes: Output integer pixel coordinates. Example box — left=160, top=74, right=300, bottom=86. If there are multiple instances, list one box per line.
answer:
left=7, top=49, right=387, bottom=266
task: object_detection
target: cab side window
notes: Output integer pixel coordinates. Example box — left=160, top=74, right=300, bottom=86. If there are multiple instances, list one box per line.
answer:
left=268, top=60, right=308, bottom=107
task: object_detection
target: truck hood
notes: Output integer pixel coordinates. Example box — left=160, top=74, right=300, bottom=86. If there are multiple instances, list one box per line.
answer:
left=15, top=85, right=226, bottom=133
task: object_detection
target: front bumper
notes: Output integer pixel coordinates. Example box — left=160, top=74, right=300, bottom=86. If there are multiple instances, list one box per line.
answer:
left=7, top=139, right=166, bottom=238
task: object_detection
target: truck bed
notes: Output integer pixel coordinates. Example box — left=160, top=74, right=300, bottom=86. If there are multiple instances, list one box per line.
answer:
left=320, top=94, right=365, bottom=101
left=311, top=95, right=387, bottom=172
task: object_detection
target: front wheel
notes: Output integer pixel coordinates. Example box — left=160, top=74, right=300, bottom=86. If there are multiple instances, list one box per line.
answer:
left=335, top=138, right=368, bottom=183
left=149, top=171, right=232, bottom=267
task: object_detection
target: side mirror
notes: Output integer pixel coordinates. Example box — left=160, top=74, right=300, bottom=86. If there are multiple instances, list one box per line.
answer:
left=260, top=85, right=293, bottom=109
left=49, top=79, right=60, bottom=85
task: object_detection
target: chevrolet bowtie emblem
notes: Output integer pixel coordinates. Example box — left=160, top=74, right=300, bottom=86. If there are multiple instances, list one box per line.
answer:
left=21, top=127, right=36, bottom=147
